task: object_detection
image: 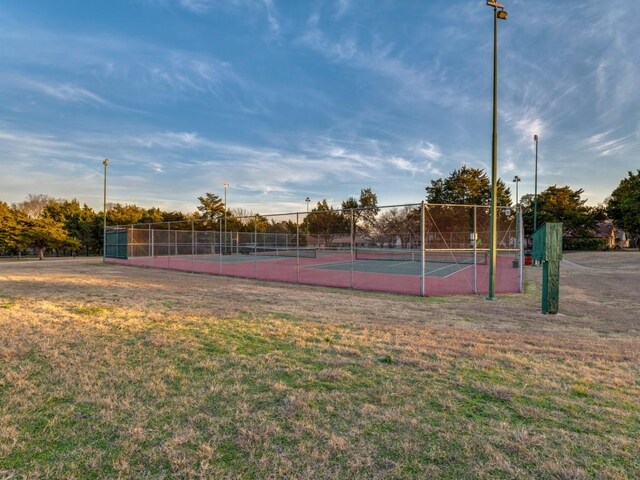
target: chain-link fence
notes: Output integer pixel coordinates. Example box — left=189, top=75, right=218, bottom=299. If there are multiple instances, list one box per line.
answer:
left=106, top=202, right=523, bottom=296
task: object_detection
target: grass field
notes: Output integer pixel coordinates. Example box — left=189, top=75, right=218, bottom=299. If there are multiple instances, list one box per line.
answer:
left=1, top=252, right=639, bottom=479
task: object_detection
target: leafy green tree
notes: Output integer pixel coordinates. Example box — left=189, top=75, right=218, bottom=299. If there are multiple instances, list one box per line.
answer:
left=161, top=210, right=188, bottom=223
left=426, top=165, right=511, bottom=206
left=12, top=195, right=73, bottom=258
left=341, top=187, right=380, bottom=234
left=521, top=185, right=600, bottom=237
left=245, top=214, right=269, bottom=233
left=223, top=208, right=266, bottom=233
left=74, top=205, right=101, bottom=254
left=607, top=170, right=640, bottom=249
left=267, top=219, right=298, bottom=235
left=44, top=199, right=100, bottom=255
left=106, top=203, right=147, bottom=226
left=0, top=202, right=23, bottom=254
left=140, top=207, right=164, bottom=224
left=20, top=216, right=79, bottom=260
left=302, top=200, right=349, bottom=246
left=196, top=193, right=225, bottom=221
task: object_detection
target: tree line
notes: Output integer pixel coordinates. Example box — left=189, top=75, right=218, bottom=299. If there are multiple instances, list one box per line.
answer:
left=1, top=168, right=638, bottom=258
left=424, top=166, right=639, bottom=249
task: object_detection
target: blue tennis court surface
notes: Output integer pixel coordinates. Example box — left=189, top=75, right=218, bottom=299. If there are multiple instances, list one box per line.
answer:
left=191, top=253, right=473, bottom=277
left=309, top=259, right=472, bottom=277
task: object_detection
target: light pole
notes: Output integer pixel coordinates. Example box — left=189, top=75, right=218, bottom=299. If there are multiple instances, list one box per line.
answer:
left=223, top=183, right=229, bottom=253
left=513, top=175, right=521, bottom=206
left=305, top=197, right=310, bottom=213
left=533, top=134, right=539, bottom=232
left=486, top=0, right=508, bottom=300
left=102, top=159, right=109, bottom=261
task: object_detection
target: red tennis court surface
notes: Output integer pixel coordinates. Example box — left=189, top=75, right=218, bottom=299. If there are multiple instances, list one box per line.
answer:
left=106, top=252, right=521, bottom=296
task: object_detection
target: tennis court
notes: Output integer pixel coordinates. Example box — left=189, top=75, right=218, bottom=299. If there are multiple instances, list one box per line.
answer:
left=105, top=202, right=524, bottom=297
left=187, top=249, right=475, bottom=277
left=113, top=246, right=519, bottom=296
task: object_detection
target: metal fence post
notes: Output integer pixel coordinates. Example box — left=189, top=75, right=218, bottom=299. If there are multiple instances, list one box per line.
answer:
left=420, top=201, right=425, bottom=297
left=296, top=212, right=300, bottom=284
left=518, top=205, right=524, bottom=293
left=473, top=206, right=478, bottom=294
left=167, top=222, right=171, bottom=268
left=350, top=209, right=354, bottom=289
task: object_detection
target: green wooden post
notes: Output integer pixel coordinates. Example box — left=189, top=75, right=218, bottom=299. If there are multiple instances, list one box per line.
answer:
left=532, top=222, right=562, bottom=314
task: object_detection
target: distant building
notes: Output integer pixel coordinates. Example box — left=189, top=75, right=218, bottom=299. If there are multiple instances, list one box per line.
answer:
left=594, top=221, right=629, bottom=249
left=594, top=222, right=616, bottom=249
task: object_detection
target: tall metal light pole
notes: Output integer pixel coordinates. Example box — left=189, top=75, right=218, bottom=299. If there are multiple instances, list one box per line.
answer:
left=305, top=197, right=310, bottom=213
left=223, top=183, right=229, bottom=253
left=486, top=0, right=508, bottom=300
left=513, top=175, right=521, bottom=206
left=102, top=159, right=109, bottom=261
left=533, top=134, right=539, bottom=232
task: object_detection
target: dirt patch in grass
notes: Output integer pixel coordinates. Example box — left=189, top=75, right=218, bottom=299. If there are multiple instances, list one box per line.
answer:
left=0, top=255, right=638, bottom=478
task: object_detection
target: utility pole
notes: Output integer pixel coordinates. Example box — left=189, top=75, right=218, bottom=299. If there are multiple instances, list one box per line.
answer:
left=486, top=0, right=508, bottom=300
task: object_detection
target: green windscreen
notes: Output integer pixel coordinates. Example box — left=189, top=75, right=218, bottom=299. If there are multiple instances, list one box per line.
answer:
left=105, top=230, right=128, bottom=259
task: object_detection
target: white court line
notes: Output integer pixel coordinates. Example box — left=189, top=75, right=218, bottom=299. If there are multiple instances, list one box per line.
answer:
left=387, top=261, right=413, bottom=269
left=442, top=264, right=473, bottom=278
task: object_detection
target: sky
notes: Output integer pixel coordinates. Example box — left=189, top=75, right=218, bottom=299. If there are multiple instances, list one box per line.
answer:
left=0, top=0, right=638, bottom=215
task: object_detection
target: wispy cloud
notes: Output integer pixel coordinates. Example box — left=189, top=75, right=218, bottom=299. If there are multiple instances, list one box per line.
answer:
left=585, top=130, right=633, bottom=157
left=0, top=126, right=437, bottom=210
left=298, top=14, right=469, bottom=109
left=415, top=141, right=442, bottom=162
left=23, top=80, right=109, bottom=106
left=0, top=26, right=246, bottom=104
left=505, top=108, right=546, bottom=143
left=138, top=0, right=214, bottom=14
left=145, top=0, right=282, bottom=35
left=581, top=2, right=640, bottom=120
left=179, top=0, right=213, bottom=14
left=145, top=53, right=237, bottom=94
left=132, top=131, right=213, bottom=150
left=1, top=0, right=638, bottom=211
left=389, top=157, right=418, bottom=174
left=261, top=0, right=281, bottom=36
left=334, top=0, right=351, bottom=19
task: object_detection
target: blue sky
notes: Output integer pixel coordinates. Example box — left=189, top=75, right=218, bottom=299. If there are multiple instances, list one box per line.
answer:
left=0, top=0, right=638, bottom=214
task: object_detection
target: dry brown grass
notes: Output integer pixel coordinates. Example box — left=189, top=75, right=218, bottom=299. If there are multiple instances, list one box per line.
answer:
left=0, top=252, right=639, bottom=479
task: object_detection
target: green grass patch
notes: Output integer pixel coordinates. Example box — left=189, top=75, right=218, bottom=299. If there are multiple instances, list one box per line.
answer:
left=1, top=265, right=639, bottom=479
left=68, top=305, right=112, bottom=316
left=0, top=297, right=17, bottom=309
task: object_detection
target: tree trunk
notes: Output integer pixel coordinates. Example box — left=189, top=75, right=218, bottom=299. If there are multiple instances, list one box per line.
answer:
left=38, top=247, right=45, bottom=260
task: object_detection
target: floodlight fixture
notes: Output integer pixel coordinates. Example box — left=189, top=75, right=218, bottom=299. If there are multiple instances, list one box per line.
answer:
left=513, top=175, right=521, bottom=206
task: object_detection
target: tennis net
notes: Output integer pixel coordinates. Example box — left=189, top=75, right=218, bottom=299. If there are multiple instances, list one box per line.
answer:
left=238, top=245, right=317, bottom=258
left=355, top=248, right=489, bottom=265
